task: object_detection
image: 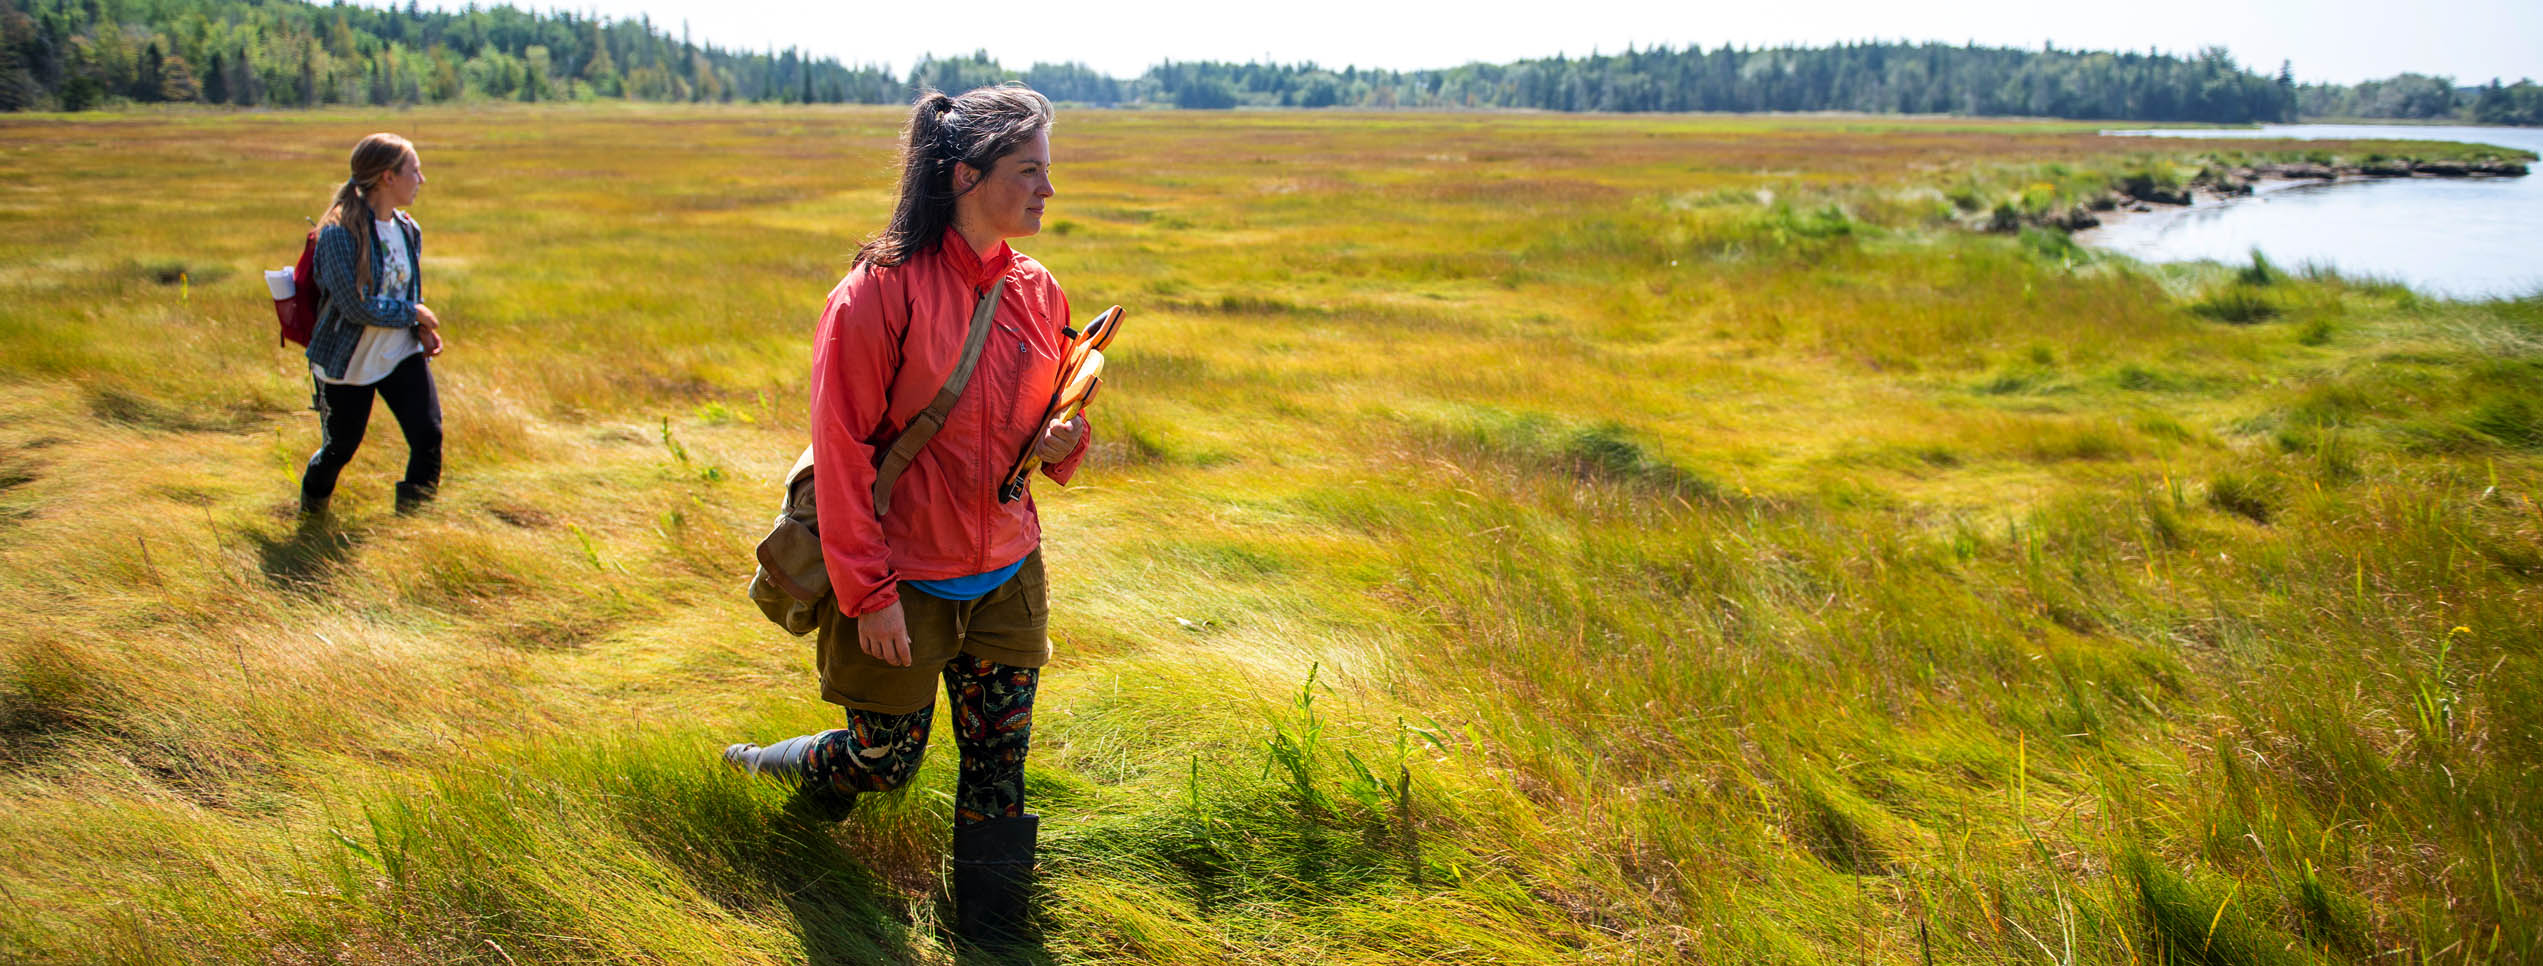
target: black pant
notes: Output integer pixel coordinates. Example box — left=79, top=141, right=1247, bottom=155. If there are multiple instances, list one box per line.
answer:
left=302, top=352, right=441, bottom=505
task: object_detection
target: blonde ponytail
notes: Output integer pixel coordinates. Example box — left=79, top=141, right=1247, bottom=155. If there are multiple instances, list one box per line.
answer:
left=318, top=133, right=415, bottom=297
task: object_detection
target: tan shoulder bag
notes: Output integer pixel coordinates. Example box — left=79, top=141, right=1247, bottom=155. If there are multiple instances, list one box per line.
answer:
left=747, top=278, right=1006, bottom=635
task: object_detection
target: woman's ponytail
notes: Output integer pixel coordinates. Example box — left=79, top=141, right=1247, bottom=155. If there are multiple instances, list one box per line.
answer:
left=318, top=133, right=416, bottom=298
left=905, top=92, right=959, bottom=182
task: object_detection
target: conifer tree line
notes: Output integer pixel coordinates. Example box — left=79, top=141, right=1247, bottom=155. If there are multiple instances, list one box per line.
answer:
left=1, top=0, right=2532, bottom=126
left=0, top=0, right=896, bottom=110
left=2297, top=73, right=2543, bottom=126
left=1124, top=45, right=2303, bottom=121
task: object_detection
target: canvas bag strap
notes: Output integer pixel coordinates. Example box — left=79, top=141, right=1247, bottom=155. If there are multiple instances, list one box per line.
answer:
left=871, top=277, right=1006, bottom=516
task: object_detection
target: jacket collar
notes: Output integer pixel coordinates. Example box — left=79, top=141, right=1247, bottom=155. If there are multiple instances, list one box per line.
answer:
left=938, top=228, right=1016, bottom=288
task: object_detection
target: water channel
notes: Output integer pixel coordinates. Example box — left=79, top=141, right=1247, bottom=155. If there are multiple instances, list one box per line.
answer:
left=2082, top=125, right=2543, bottom=301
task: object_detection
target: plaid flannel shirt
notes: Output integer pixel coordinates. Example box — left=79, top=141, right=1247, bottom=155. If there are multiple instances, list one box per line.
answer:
left=305, top=211, right=422, bottom=381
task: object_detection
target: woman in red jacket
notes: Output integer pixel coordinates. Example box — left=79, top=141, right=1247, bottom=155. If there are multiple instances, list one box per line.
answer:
left=723, top=84, right=1087, bottom=949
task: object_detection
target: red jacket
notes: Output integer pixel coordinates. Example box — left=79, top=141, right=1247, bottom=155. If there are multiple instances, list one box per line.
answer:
left=810, top=231, right=1089, bottom=618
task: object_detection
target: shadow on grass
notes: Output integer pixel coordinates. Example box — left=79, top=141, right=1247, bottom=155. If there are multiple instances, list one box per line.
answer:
left=758, top=801, right=1050, bottom=966
left=247, top=515, right=362, bottom=587
left=758, top=823, right=927, bottom=966
left=0, top=638, right=111, bottom=765
left=946, top=912, right=1055, bottom=966
left=593, top=744, right=1060, bottom=965
left=611, top=783, right=930, bottom=965
left=321, top=739, right=973, bottom=962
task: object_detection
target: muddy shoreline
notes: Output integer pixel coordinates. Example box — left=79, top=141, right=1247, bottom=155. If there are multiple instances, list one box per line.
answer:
left=2039, top=158, right=2531, bottom=235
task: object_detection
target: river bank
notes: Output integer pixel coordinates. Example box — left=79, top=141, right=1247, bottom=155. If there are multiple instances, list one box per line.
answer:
left=2016, top=155, right=2532, bottom=234
left=2074, top=124, right=2543, bottom=299
left=2069, top=157, right=2531, bottom=235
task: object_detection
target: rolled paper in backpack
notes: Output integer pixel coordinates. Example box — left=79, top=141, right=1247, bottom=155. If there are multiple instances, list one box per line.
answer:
left=264, top=268, right=297, bottom=300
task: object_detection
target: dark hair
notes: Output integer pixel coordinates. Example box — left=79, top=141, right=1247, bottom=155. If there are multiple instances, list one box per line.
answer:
left=856, top=85, right=1054, bottom=268
left=318, top=133, right=416, bottom=296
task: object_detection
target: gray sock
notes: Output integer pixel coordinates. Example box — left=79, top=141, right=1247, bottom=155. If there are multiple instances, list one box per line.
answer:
left=722, top=733, right=824, bottom=785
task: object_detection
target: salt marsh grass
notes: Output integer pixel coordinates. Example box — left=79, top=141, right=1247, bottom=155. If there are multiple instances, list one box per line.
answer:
left=0, top=106, right=2535, bottom=963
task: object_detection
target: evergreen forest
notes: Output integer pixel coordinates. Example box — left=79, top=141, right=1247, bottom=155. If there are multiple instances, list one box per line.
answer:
left=2297, top=72, right=2543, bottom=126
left=1, top=0, right=2536, bottom=124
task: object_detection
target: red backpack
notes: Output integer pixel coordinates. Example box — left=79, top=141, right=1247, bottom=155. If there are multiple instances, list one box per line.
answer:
left=273, top=228, right=319, bottom=347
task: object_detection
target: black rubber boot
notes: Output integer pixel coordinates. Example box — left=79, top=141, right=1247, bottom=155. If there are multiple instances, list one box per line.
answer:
left=393, top=481, right=436, bottom=515
left=952, top=814, right=1040, bottom=951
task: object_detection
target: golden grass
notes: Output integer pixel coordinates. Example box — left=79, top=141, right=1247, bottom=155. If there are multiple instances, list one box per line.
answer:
left=1, top=105, right=2537, bottom=964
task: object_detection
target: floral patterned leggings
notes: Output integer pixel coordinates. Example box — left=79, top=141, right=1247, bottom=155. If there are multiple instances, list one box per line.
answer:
left=802, top=654, right=1037, bottom=826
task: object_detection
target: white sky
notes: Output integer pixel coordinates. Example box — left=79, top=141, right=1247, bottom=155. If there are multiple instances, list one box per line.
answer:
left=406, top=0, right=2541, bottom=87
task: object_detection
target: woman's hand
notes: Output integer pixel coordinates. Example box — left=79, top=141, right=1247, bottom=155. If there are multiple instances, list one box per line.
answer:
left=858, top=600, right=913, bottom=667
left=1031, top=415, right=1087, bottom=463
left=414, top=304, right=444, bottom=356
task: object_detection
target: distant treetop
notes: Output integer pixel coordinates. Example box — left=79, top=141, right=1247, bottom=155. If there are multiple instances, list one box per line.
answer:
left=2, top=0, right=2526, bottom=124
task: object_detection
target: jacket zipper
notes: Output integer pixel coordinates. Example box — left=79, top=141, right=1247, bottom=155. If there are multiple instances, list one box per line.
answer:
left=977, top=282, right=993, bottom=574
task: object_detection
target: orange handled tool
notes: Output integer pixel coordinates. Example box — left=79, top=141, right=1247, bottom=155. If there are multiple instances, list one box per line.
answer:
left=999, top=305, right=1124, bottom=503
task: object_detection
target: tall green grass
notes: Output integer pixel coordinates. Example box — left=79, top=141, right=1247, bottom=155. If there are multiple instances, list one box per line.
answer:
left=1, top=106, right=2535, bottom=963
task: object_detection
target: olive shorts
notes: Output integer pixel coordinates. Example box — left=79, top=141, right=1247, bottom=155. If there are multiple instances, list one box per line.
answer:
left=816, top=548, right=1050, bottom=713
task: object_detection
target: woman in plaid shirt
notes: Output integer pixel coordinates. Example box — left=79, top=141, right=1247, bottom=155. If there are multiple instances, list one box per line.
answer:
left=301, top=132, right=444, bottom=517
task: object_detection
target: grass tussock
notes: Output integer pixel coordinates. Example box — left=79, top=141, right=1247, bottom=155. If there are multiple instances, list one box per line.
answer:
left=0, top=106, right=2537, bottom=964
left=2192, top=286, right=2282, bottom=324
left=2205, top=468, right=2282, bottom=524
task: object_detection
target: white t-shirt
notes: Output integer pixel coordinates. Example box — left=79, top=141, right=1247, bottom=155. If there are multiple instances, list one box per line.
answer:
left=314, top=218, right=422, bottom=386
